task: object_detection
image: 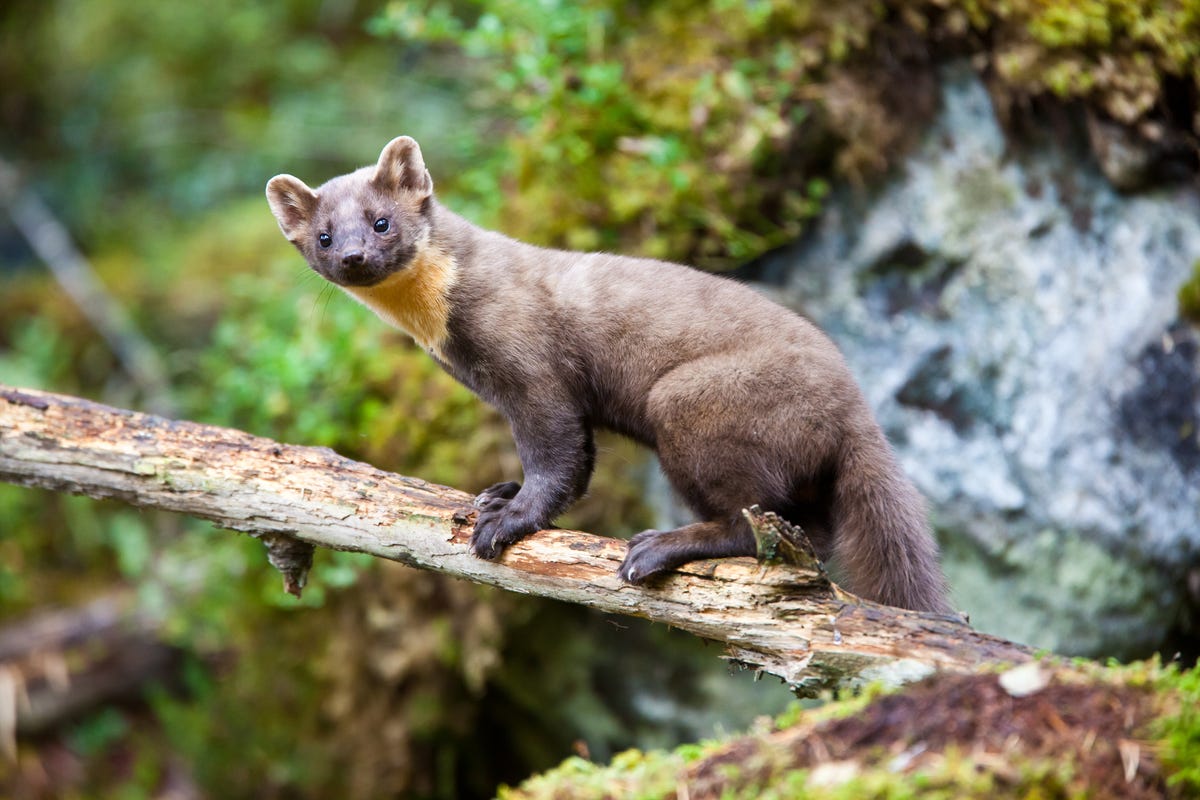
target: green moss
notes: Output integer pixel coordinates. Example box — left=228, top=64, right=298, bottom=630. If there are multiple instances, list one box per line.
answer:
left=1152, top=661, right=1200, bottom=794
left=501, top=660, right=1200, bottom=799
left=1179, top=259, right=1200, bottom=325
left=498, top=749, right=689, bottom=800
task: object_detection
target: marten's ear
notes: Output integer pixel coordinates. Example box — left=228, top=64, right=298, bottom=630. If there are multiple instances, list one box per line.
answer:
left=266, top=175, right=319, bottom=242
left=372, top=136, right=434, bottom=199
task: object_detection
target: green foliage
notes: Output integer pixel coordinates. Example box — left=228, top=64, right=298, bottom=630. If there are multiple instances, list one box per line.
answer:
left=372, top=0, right=1200, bottom=269
left=1179, top=259, right=1200, bottom=325
left=375, top=0, right=871, bottom=267
left=0, top=0, right=486, bottom=251
left=0, top=316, right=77, bottom=391
left=67, top=708, right=131, bottom=757
left=147, top=632, right=364, bottom=796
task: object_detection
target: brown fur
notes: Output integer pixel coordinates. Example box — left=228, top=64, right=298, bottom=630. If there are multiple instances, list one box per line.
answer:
left=266, top=136, right=952, bottom=613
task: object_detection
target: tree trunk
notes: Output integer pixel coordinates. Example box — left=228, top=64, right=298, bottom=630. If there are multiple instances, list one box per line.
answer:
left=0, top=384, right=1032, bottom=693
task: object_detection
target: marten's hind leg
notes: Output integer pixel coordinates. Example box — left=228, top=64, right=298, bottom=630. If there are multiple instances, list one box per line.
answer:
left=618, top=352, right=834, bottom=584
left=618, top=516, right=755, bottom=584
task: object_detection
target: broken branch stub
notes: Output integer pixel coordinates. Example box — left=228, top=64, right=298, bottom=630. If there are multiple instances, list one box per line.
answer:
left=258, top=533, right=316, bottom=598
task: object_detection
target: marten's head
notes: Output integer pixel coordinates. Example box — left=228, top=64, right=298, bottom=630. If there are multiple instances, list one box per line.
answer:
left=266, top=136, right=435, bottom=288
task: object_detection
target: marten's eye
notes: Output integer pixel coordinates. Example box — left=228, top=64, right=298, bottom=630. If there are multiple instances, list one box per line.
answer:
left=318, top=232, right=332, bottom=248
left=373, top=218, right=390, bottom=234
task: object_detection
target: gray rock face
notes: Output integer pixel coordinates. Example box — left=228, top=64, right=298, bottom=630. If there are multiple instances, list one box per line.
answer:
left=756, top=65, right=1200, bottom=657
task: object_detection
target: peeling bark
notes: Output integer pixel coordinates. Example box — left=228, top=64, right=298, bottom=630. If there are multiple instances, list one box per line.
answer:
left=0, top=384, right=1033, bottom=693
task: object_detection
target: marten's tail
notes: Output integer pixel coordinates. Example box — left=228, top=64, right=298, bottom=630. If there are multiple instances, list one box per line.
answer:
left=831, top=424, right=951, bottom=613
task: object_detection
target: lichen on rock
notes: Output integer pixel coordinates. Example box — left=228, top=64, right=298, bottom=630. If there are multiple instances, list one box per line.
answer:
left=761, top=64, right=1200, bottom=658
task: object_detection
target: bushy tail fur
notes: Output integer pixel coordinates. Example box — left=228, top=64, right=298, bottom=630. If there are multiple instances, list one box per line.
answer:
left=832, top=424, right=951, bottom=613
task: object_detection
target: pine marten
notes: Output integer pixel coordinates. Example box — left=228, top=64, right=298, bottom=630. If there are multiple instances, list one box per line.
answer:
left=266, top=136, right=951, bottom=613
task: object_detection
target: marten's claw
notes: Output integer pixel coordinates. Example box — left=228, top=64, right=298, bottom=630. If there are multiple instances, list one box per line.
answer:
left=470, top=506, right=537, bottom=560
left=618, top=529, right=669, bottom=584
left=474, top=481, right=521, bottom=511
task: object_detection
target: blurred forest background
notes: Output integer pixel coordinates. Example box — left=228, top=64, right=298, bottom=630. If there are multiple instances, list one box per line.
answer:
left=1, top=0, right=1199, bottom=798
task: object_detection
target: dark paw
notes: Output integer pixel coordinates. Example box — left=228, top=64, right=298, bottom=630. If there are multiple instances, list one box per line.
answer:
left=618, top=529, right=672, bottom=584
left=473, top=481, right=521, bottom=512
left=470, top=506, right=539, bottom=560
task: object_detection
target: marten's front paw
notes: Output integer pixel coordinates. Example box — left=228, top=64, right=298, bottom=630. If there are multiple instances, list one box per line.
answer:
left=618, top=529, right=671, bottom=584
left=474, top=481, right=521, bottom=512
left=470, top=506, right=538, bottom=560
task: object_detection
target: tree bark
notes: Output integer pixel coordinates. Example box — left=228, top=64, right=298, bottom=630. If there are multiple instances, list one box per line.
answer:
left=0, top=384, right=1032, bottom=693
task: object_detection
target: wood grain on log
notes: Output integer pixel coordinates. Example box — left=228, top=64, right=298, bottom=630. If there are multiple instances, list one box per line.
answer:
left=0, top=384, right=1032, bottom=693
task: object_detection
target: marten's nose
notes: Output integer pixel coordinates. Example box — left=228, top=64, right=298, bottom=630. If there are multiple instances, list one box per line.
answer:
left=342, top=250, right=365, bottom=267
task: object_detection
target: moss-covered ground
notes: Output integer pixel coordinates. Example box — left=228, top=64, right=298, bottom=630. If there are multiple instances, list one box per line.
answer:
left=500, top=659, right=1200, bottom=799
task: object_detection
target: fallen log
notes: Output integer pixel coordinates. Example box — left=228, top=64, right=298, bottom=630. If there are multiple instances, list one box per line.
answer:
left=0, top=384, right=1032, bottom=694
left=0, top=592, right=178, bottom=755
